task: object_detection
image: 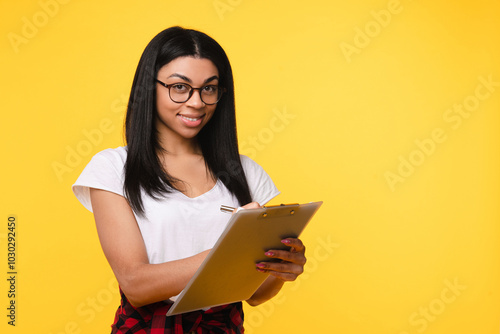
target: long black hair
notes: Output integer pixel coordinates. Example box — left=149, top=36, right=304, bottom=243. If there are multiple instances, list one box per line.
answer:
left=124, top=26, right=252, bottom=215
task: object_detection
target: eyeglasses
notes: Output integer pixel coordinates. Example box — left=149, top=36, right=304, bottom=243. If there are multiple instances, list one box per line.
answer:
left=156, top=79, right=226, bottom=105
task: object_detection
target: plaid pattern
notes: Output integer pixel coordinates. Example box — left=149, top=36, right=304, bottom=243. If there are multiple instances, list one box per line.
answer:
left=111, top=289, right=244, bottom=334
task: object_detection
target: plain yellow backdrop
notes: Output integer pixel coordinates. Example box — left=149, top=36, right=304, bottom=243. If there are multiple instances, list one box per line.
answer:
left=1, top=0, right=499, bottom=333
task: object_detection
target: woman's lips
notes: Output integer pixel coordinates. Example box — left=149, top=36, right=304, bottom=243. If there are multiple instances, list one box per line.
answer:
left=177, top=114, right=204, bottom=127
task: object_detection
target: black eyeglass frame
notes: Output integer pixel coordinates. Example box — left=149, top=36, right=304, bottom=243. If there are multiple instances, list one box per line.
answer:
left=156, top=79, right=226, bottom=105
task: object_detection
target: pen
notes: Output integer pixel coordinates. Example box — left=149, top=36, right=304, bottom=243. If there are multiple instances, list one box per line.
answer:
left=220, top=205, right=235, bottom=214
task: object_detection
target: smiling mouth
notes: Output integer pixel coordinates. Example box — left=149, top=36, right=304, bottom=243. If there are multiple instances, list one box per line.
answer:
left=177, top=114, right=205, bottom=127
left=178, top=115, right=203, bottom=122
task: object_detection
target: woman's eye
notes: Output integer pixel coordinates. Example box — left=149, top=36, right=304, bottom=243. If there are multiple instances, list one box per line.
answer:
left=203, top=85, right=217, bottom=94
left=172, top=84, right=189, bottom=92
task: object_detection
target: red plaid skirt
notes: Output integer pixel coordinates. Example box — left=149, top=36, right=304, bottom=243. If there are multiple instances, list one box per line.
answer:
left=110, top=289, right=244, bottom=334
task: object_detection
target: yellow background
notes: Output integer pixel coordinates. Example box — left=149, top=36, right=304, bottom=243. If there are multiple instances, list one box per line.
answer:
left=1, top=0, right=499, bottom=333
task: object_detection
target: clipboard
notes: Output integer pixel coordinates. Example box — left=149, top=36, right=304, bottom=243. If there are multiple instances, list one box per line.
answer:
left=166, top=201, right=323, bottom=316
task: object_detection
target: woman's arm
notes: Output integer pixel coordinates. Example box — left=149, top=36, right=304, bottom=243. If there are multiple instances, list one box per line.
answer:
left=90, top=188, right=209, bottom=308
left=246, top=238, right=307, bottom=306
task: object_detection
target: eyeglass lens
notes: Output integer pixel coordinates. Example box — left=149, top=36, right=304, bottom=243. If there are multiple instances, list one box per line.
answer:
left=169, top=83, right=221, bottom=104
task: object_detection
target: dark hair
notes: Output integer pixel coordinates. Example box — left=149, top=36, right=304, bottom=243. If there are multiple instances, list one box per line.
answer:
left=124, top=26, right=252, bottom=215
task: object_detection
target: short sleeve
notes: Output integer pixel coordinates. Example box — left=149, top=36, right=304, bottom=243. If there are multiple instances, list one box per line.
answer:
left=72, top=148, right=127, bottom=212
left=240, top=155, right=280, bottom=205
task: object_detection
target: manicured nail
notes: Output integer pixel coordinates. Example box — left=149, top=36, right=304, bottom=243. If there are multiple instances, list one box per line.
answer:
left=265, top=251, right=274, bottom=256
left=256, top=263, right=265, bottom=268
left=281, top=239, right=291, bottom=244
left=256, top=268, right=266, bottom=273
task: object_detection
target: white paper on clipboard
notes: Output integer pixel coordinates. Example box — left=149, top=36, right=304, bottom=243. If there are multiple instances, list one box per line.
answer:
left=166, top=201, right=323, bottom=316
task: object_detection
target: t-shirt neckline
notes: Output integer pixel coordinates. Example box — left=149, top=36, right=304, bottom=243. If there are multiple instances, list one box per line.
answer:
left=175, top=179, right=221, bottom=200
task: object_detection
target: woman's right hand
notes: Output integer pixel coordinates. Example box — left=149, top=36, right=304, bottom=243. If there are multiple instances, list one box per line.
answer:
left=90, top=188, right=209, bottom=307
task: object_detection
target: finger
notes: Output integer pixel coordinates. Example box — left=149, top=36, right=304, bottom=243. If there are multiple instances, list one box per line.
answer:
left=281, top=238, right=305, bottom=253
left=232, top=201, right=261, bottom=214
left=255, top=264, right=299, bottom=281
left=256, top=261, right=304, bottom=275
left=264, top=249, right=306, bottom=265
left=241, top=201, right=261, bottom=209
left=267, top=271, right=300, bottom=282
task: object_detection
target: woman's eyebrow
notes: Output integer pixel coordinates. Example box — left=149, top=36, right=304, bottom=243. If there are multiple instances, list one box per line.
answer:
left=166, top=74, right=219, bottom=84
left=167, top=73, right=191, bottom=82
left=203, top=76, right=219, bottom=84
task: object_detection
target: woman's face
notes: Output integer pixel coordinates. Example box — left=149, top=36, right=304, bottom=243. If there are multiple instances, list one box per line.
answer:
left=155, top=56, right=219, bottom=143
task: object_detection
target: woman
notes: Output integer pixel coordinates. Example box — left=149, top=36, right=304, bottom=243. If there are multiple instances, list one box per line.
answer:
left=73, top=26, right=306, bottom=333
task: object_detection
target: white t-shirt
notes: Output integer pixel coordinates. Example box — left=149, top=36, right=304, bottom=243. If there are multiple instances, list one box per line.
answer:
left=72, top=146, right=280, bottom=266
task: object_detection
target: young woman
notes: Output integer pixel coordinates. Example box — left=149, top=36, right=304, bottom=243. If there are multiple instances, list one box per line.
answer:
left=73, top=26, right=306, bottom=333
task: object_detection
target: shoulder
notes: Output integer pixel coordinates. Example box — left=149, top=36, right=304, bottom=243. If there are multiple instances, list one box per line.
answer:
left=90, top=146, right=127, bottom=168
left=80, top=146, right=128, bottom=186
left=238, top=155, right=280, bottom=205
left=239, top=154, right=263, bottom=172
left=72, top=146, right=128, bottom=212
left=82, top=146, right=128, bottom=177
left=239, top=154, right=269, bottom=181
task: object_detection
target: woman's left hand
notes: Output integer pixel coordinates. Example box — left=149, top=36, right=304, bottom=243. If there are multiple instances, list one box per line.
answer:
left=255, top=238, right=306, bottom=281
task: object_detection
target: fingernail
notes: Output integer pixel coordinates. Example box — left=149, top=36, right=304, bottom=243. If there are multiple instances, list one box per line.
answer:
left=281, top=239, right=291, bottom=244
left=265, top=251, right=274, bottom=256
left=256, top=263, right=265, bottom=268
left=256, top=268, right=266, bottom=273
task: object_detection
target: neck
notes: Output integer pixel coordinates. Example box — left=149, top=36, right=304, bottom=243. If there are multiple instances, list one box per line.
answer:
left=157, top=135, right=201, bottom=156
